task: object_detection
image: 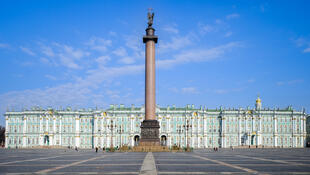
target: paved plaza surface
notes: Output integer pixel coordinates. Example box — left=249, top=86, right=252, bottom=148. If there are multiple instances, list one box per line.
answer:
left=0, top=148, right=309, bottom=174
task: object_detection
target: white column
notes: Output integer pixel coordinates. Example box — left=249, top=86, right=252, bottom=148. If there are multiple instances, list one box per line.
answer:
left=303, top=115, right=307, bottom=147
left=258, top=116, right=262, bottom=145
left=101, top=114, right=104, bottom=147
left=238, top=115, right=241, bottom=146
left=75, top=115, right=80, bottom=148
left=274, top=115, right=278, bottom=147
left=94, top=115, right=98, bottom=147
left=59, top=117, right=62, bottom=146
left=130, top=114, right=134, bottom=133
left=39, top=115, right=43, bottom=145
left=252, top=117, right=255, bottom=145
left=107, top=134, right=110, bottom=147
left=46, top=117, right=49, bottom=133
left=252, top=117, right=254, bottom=133
left=131, top=135, right=134, bottom=147
left=22, top=115, right=27, bottom=147
left=203, top=115, right=207, bottom=134
left=245, top=115, right=248, bottom=146
left=221, top=116, right=226, bottom=148
left=191, top=136, right=194, bottom=148
left=167, top=115, right=171, bottom=132
left=197, top=114, right=200, bottom=134
left=53, top=116, right=56, bottom=133
left=5, top=116, right=9, bottom=148
left=53, top=116, right=56, bottom=146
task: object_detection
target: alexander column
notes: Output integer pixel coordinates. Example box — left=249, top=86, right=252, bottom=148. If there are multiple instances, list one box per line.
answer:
left=139, top=10, right=160, bottom=146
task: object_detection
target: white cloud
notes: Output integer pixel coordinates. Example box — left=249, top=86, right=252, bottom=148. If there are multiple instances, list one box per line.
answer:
left=61, top=44, right=88, bottom=59
left=215, top=89, right=229, bottom=94
left=292, top=37, right=310, bottom=54
left=162, top=26, right=179, bottom=34
left=293, top=37, right=306, bottom=47
left=118, top=56, right=135, bottom=64
left=21, top=61, right=34, bottom=67
left=276, top=79, right=304, bottom=86
left=40, top=57, right=50, bottom=64
left=112, top=47, right=139, bottom=64
left=86, top=37, right=112, bottom=52
left=39, top=42, right=90, bottom=69
left=20, top=46, right=36, bottom=56
left=45, top=74, right=57, bottom=80
left=224, top=31, right=233, bottom=37
left=59, top=54, right=80, bottom=69
left=125, top=35, right=141, bottom=52
left=303, top=47, right=310, bottom=53
left=159, top=35, right=192, bottom=52
left=109, top=31, right=117, bottom=36
left=226, top=13, right=240, bottom=19
left=215, top=19, right=223, bottom=24
left=214, top=87, right=245, bottom=94
left=247, top=78, right=255, bottom=83
left=168, top=87, right=179, bottom=93
left=112, top=47, right=127, bottom=57
left=95, top=56, right=111, bottom=65
left=198, top=23, right=215, bottom=34
left=181, top=87, right=199, bottom=94
left=0, top=43, right=9, bottom=48
left=0, top=22, right=244, bottom=121
left=157, top=42, right=242, bottom=68
left=260, top=3, right=269, bottom=13
left=41, top=45, right=55, bottom=57
left=0, top=61, right=146, bottom=118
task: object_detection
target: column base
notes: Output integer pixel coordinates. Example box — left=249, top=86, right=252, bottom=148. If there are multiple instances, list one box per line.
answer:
left=140, top=120, right=160, bottom=146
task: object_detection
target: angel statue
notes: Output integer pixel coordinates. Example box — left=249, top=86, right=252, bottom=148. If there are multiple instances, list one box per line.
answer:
left=147, top=10, right=154, bottom=27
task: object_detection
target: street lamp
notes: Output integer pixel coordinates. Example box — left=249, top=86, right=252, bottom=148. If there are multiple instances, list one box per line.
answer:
left=107, top=120, right=116, bottom=149
left=177, top=125, right=183, bottom=147
left=183, top=119, right=192, bottom=150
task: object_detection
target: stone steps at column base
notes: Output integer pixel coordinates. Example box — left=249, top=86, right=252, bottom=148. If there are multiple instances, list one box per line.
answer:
left=132, top=146, right=170, bottom=152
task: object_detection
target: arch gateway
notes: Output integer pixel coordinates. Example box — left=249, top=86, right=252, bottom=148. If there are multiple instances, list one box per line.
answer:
left=4, top=98, right=308, bottom=149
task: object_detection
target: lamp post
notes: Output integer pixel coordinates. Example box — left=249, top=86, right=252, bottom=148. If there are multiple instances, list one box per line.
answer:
left=183, top=119, right=192, bottom=150
left=117, top=125, right=124, bottom=147
left=108, top=120, right=116, bottom=149
left=177, top=126, right=183, bottom=147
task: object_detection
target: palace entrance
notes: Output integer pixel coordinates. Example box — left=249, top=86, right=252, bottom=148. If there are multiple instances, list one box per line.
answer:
left=251, top=135, right=255, bottom=145
left=44, top=135, right=49, bottom=146
left=134, top=135, right=140, bottom=146
left=161, top=135, right=167, bottom=146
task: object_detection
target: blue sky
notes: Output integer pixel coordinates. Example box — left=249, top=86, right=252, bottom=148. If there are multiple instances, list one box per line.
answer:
left=0, top=0, right=310, bottom=125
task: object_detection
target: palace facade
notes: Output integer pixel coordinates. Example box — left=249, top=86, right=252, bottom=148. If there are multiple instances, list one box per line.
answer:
left=4, top=98, right=308, bottom=148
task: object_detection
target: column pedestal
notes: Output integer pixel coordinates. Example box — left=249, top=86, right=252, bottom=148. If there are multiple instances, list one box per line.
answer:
left=140, top=120, right=160, bottom=146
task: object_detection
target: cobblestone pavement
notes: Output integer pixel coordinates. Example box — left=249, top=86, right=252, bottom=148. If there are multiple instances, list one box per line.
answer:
left=0, top=148, right=309, bottom=174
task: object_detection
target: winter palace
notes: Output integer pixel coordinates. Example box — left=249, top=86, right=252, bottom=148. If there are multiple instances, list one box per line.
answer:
left=4, top=97, right=308, bottom=148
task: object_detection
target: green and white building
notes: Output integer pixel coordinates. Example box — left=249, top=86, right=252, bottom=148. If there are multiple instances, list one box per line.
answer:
left=4, top=97, right=308, bottom=148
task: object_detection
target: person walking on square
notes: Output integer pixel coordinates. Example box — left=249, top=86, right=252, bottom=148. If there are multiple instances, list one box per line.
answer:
left=95, top=146, right=98, bottom=153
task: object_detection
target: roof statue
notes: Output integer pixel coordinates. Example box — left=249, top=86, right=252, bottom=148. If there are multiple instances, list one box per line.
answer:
left=147, top=8, right=154, bottom=27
